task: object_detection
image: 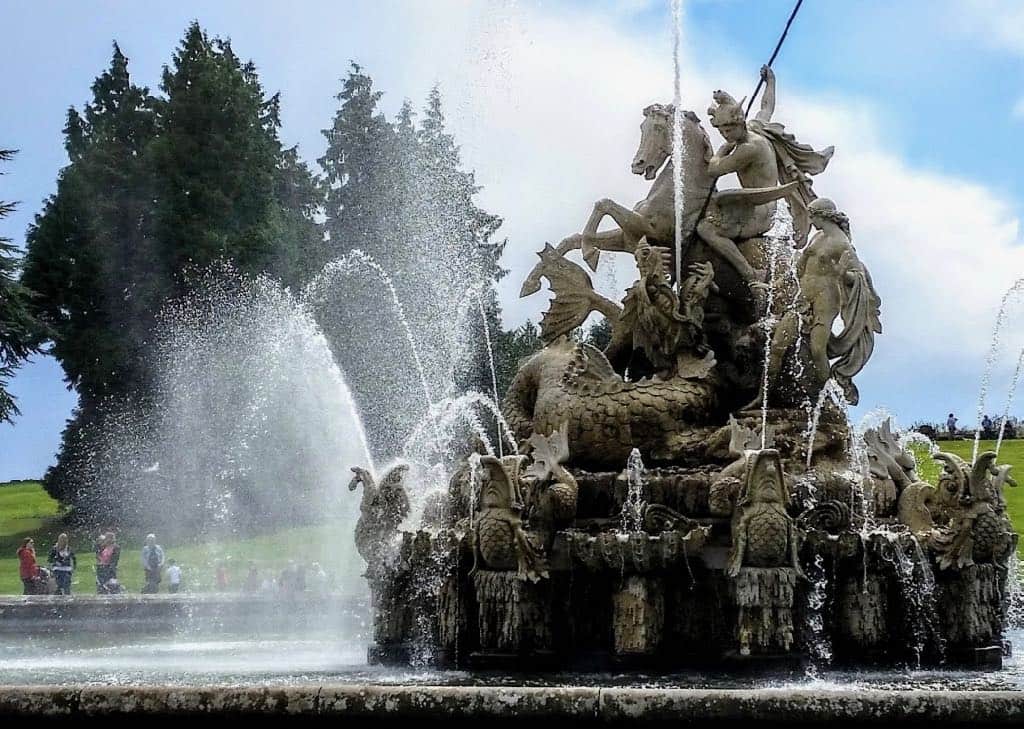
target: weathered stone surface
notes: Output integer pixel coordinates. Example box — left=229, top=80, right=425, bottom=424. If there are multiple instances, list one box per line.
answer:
left=4, top=685, right=1024, bottom=723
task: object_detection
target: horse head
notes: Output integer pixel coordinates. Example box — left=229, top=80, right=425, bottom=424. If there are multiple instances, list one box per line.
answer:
left=634, top=104, right=674, bottom=180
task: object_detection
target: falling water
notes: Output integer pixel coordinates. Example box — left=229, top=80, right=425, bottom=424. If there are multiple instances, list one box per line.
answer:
left=899, top=430, right=939, bottom=458
left=778, top=207, right=806, bottom=386
left=670, top=0, right=684, bottom=290
left=402, top=392, right=518, bottom=460
left=478, top=295, right=504, bottom=457
left=303, top=250, right=443, bottom=452
left=805, top=379, right=851, bottom=466
left=972, top=278, right=1024, bottom=464
left=880, top=533, right=943, bottom=667
left=759, top=247, right=779, bottom=446
left=996, top=347, right=1024, bottom=456
left=805, top=378, right=876, bottom=534
left=804, top=553, right=833, bottom=667
left=467, top=452, right=482, bottom=529
left=621, top=448, right=647, bottom=534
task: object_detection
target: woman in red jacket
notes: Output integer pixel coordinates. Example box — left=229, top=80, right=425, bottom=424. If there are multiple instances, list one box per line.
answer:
left=17, top=537, right=40, bottom=594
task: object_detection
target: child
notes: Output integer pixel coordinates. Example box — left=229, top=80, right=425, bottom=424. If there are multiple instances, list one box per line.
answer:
left=166, top=559, right=182, bottom=593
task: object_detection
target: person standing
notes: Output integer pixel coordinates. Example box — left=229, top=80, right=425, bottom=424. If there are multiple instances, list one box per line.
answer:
left=947, top=413, right=958, bottom=438
left=165, top=559, right=182, bottom=593
left=95, top=531, right=121, bottom=593
left=141, top=534, right=165, bottom=593
left=17, top=538, right=39, bottom=595
left=48, top=533, right=76, bottom=595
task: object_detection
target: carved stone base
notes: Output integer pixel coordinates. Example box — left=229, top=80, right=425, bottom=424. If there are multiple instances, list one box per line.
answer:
left=936, top=563, right=1006, bottom=654
left=837, top=574, right=888, bottom=652
left=969, top=645, right=1003, bottom=670
left=612, top=576, right=665, bottom=657
left=731, top=567, right=797, bottom=655
left=473, top=570, right=552, bottom=653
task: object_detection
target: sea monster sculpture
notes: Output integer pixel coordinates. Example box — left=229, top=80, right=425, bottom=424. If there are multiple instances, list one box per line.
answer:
left=471, top=455, right=550, bottom=583
left=520, top=240, right=717, bottom=380
left=349, top=464, right=411, bottom=566
left=726, top=448, right=803, bottom=655
left=502, top=336, right=717, bottom=466
left=727, top=449, right=803, bottom=577
left=931, top=451, right=1017, bottom=570
left=523, top=422, right=579, bottom=549
left=709, top=416, right=775, bottom=517
left=863, top=418, right=918, bottom=517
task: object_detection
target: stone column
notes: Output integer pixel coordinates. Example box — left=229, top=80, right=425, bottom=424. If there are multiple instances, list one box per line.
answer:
left=612, top=575, right=665, bottom=658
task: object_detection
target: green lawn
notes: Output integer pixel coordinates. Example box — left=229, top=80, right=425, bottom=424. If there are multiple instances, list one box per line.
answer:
left=0, top=481, right=362, bottom=595
left=917, top=438, right=1024, bottom=556
left=4, top=441, right=1024, bottom=594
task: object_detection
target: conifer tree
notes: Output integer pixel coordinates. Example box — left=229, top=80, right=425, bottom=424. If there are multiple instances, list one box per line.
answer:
left=23, top=44, right=157, bottom=402
left=150, top=23, right=320, bottom=289
left=25, top=29, right=322, bottom=510
left=0, top=149, right=46, bottom=423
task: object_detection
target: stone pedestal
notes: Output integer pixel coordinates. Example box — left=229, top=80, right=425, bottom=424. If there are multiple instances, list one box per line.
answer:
left=612, top=576, right=665, bottom=658
left=472, top=570, right=552, bottom=655
left=936, top=563, right=1005, bottom=655
left=731, top=567, right=796, bottom=655
left=837, top=574, right=887, bottom=653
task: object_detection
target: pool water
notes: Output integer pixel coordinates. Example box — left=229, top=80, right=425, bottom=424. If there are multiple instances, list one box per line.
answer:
left=2, top=629, right=1023, bottom=690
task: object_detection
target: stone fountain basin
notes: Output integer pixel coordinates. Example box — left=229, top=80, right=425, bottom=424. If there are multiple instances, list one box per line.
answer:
left=2, top=625, right=1024, bottom=721
left=2, top=684, right=1024, bottom=724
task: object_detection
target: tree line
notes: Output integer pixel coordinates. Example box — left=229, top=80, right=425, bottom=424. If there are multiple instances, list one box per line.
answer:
left=3, top=22, right=549, bottom=521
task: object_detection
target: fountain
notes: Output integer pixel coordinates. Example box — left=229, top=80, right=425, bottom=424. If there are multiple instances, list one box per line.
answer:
left=349, top=66, right=1020, bottom=674
left=5, top=10, right=1024, bottom=726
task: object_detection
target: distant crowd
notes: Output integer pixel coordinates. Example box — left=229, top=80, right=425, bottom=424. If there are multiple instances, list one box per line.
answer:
left=939, top=413, right=1019, bottom=440
left=15, top=532, right=331, bottom=597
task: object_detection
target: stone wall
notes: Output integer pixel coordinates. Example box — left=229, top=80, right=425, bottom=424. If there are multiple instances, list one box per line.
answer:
left=1, top=685, right=1023, bottom=724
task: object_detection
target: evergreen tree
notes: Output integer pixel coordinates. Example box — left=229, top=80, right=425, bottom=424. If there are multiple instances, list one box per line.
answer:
left=23, top=44, right=158, bottom=402
left=150, top=23, right=320, bottom=289
left=493, top=319, right=543, bottom=402
left=24, top=29, right=322, bottom=511
left=317, top=71, right=507, bottom=459
left=585, top=315, right=614, bottom=350
left=0, top=149, right=46, bottom=423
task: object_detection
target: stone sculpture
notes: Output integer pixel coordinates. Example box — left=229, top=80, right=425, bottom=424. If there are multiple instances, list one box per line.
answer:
left=725, top=449, right=803, bottom=655
left=932, top=452, right=1016, bottom=570
left=349, top=464, right=410, bottom=566
left=863, top=418, right=917, bottom=517
left=524, top=423, right=579, bottom=548
left=471, top=455, right=549, bottom=582
left=748, top=197, right=881, bottom=407
left=502, top=336, right=716, bottom=467
left=352, top=69, right=1019, bottom=671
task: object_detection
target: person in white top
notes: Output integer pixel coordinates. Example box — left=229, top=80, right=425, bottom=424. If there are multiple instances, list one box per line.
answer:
left=165, top=559, right=182, bottom=593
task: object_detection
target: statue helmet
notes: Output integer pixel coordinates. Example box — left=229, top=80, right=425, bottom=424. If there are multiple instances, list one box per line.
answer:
left=708, top=90, right=745, bottom=128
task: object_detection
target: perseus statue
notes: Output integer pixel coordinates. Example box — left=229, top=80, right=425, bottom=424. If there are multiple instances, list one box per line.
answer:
left=699, top=66, right=834, bottom=287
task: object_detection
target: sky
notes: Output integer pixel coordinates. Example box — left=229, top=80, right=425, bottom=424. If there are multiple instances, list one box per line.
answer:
left=3, top=0, right=1024, bottom=480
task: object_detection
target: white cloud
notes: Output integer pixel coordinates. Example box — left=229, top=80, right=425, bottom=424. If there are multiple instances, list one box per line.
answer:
left=378, top=0, right=1024, bottom=417
left=1014, top=96, right=1024, bottom=120
left=947, top=0, right=1024, bottom=55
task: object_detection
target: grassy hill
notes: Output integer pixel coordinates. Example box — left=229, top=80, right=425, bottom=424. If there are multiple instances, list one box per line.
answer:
left=3, top=439, right=1024, bottom=594
left=0, top=481, right=357, bottom=595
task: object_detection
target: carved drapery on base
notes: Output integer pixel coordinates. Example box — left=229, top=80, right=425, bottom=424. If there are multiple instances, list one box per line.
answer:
left=731, top=567, right=797, bottom=655
left=472, top=570, right=552, bottom=653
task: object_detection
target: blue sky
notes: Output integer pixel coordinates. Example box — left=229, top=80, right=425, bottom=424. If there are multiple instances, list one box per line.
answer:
left=3, top=0, right=1024, bottom=479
